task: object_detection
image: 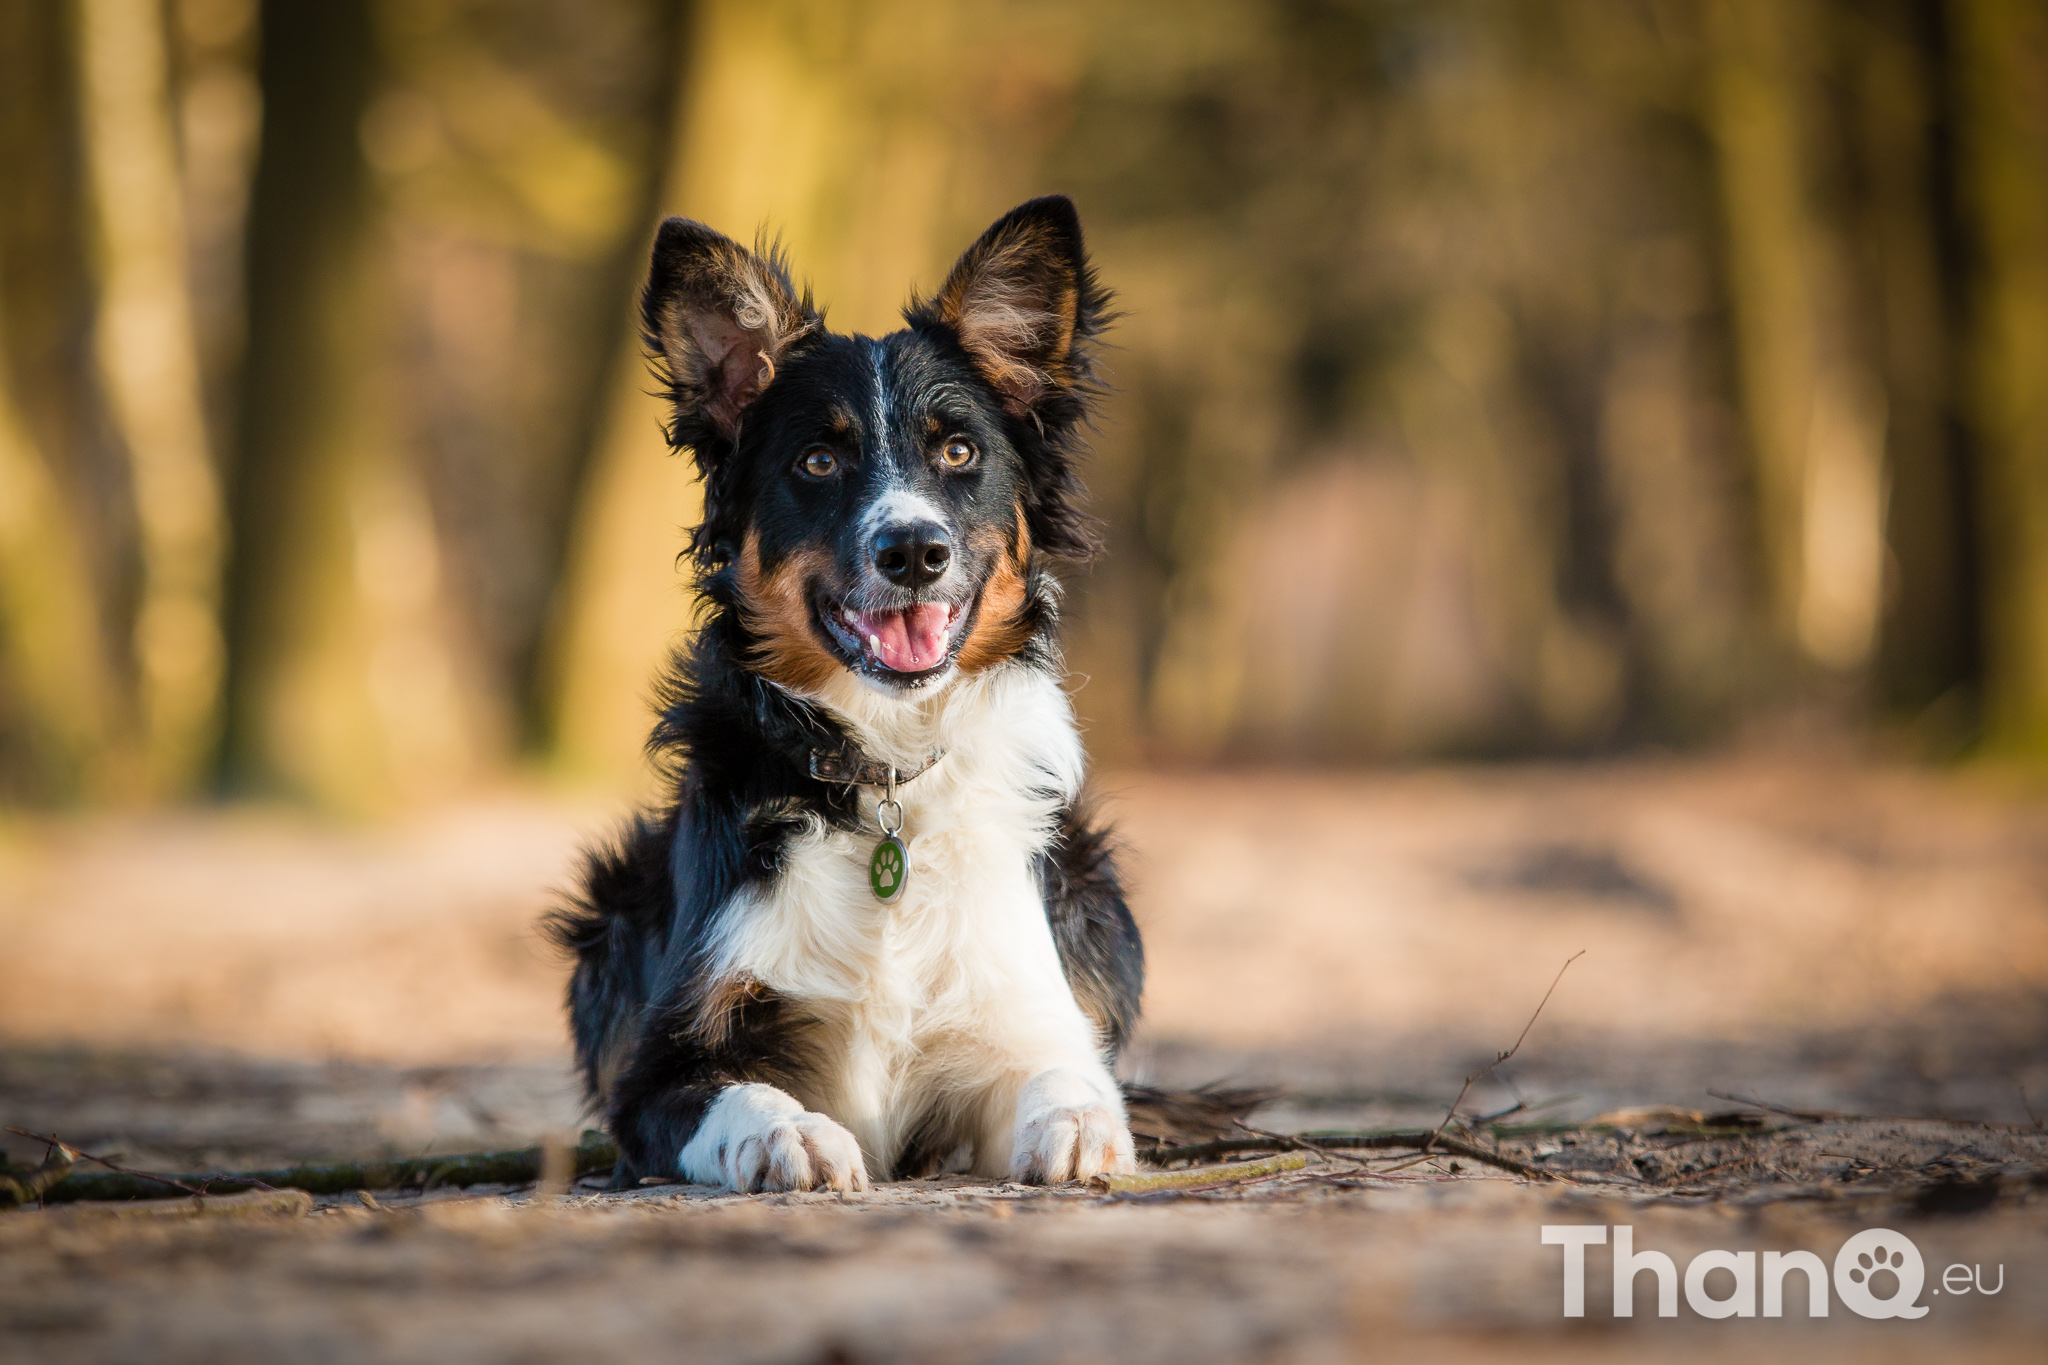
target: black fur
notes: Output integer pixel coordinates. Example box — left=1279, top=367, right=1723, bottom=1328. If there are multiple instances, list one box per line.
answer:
left=1039, top=803, right=1144, bottom=1056
left=544, top=197, right=1144, bottom=1187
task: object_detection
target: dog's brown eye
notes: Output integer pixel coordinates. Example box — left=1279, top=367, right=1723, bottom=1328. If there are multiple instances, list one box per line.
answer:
left=800, top=447, right=838, bottom=478
left=940, top=439, right=976, bottom=469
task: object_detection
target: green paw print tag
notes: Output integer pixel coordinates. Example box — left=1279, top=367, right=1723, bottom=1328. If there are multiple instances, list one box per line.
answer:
left=869, top=833, right=908, bottom=903
left=869, top=774, right=911, bottom=904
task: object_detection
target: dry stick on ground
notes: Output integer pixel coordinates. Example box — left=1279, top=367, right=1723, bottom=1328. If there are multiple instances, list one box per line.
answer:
left=1470, top=1099, right=1530, bottom=1125
left=1421, top=949, right=1584, bottom=1159
left=0, top=1140, right=78, bottom=1209
left=4, top=1126, right=220, bottom=1200
left=1705, top=1091, right=1845, bottom=1123
left=53, top=1188, right=315, bottom=1221
left=1139, top=1129, right=1555, bottom=1180
left=1222, top=1121, right=1550, bottom=1182
left=29, top=1131, right=623, bottom=1205
left=1093, top=1151, right=1309, bottom=1195
left=1133, top=952, right=1586, bottom=1183
left=1230, top=1122, right=1364, bottom=1169
left=1704, top=1089, right=2037, bottom=1133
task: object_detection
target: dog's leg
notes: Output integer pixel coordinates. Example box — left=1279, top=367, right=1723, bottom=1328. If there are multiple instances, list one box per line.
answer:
left=961, top=1006, right=1136, bottom=1182
left=679, top=1083, right=870, bottom=1193
left=606, top=987, right=869, bottom=1193
left=1006, top=1066, right=1137, bottom=1184
left=999, top=798, right=1143, bottom=1184
left=974, top=830, right=1141, bottom=1184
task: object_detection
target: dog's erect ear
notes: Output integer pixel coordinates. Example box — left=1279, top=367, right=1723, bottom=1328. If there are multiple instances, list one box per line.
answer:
left=642, top=218, right=817, bottom=440
left=907, top=196, right=1108, bottom=416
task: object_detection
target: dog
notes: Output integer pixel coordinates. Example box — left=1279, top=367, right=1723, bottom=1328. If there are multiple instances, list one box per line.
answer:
left=546, top=196, right=1152, bottom=1192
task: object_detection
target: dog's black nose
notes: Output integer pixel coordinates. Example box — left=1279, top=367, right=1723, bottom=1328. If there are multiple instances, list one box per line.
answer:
left=873, top=522, right=952, bottom=588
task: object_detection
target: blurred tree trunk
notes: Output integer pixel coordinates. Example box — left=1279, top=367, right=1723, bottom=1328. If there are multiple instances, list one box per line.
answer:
left=538, top=4, right=702, bottom=793
left=364, top=0, right=689, bottom=774
left=0, top=2, right=124, bottom=800
left=75, top=0, right=227, bottom=797
left=222, top=0, right=487, bottom=808
left=1856, top=1, right=1982, bottom=731
left=0, top=292, right=112, bottom=800
left=1953, top=0, right=2048, bottom=757
left=1703, top=0, right=1889, bottom=679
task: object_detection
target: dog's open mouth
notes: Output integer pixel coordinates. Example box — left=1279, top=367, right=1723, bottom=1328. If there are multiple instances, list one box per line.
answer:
left=820, top=598, right=968, bottom=678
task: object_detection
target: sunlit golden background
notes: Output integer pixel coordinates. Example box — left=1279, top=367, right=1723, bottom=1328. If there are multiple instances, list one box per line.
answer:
left=3, top=21, right=2048, bottom=1365
left=2, top=0, right=2047, bottom=1140
left=4, top=0, right=2046, bottom=811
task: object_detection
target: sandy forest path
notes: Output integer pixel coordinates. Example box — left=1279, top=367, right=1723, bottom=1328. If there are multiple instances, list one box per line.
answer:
left=1, top=761, right=2044, bottom=1361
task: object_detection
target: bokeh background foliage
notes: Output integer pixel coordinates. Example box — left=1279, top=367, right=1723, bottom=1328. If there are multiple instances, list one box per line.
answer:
left=0, top=0, right=2043, bottom=809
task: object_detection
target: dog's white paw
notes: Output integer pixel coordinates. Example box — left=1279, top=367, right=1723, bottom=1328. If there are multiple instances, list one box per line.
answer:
left=680, top=1083, right=870, bottom=1193
left=1009, top=1070, right=1136, bottom=1184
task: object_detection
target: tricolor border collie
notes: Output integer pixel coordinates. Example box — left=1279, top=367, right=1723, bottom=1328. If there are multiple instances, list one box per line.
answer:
left=548, top=196, right=1147, bottom=1191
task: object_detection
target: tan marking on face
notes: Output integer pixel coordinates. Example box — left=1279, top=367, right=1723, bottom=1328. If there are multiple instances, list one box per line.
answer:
left=955, top=511, right=1034, bottom=674
left=827, top=409, right=852, bottom=436
left=735, top=529, right=843, bottom=693
left=924, top=415, right=941, bottom=435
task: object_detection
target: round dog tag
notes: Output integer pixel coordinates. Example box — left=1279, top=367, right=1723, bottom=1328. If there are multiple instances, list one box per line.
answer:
left=869, top=833, right=908, bottom=903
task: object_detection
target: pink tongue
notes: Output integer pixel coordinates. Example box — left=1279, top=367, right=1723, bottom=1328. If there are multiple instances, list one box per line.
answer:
left=858, top=603, right=953, bottom=672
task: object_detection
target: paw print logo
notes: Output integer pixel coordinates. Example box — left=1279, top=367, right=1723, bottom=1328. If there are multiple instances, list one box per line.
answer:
left=1834, top=1228, right=1928, bottom=1319
left=1849, top=1245, right=1906, bottom=1286
left=869, top=838, right=905, bottom=901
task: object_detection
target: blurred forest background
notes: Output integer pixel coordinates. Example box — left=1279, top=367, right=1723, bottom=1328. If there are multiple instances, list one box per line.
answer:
left=0, top=0, right=2045, bottom=811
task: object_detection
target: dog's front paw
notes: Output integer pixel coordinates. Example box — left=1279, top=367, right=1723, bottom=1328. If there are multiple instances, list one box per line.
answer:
left=728, top=1109, right=869, bottom=1193
left=681, top=1083, right=870, bottom=1193
left=1009, top=1070, right=1136, bottom=1184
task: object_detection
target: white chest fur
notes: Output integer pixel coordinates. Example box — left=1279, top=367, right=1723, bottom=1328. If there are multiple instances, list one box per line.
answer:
left=702, top=663, right=1114, bottom=1175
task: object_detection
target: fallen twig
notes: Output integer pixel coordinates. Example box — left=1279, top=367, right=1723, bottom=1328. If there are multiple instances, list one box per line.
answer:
left=1140, top=1129, right=1554, bottom=1180
left=1130, top=955, right=1599, bottom=1188
left=25, top=1130, right=621, bottom=1205
left=0, top=1141, right=77, bottom=1209
left=1230, top=1122, right=1364, bottom=1167
left=6, top=1125, right=216, bottom=1199
left=1469, top=1100, right=1528, bottom=1125
left=1093, top=1151, right=1308, bottom=1195
left=1423, top=950, right=1583, bottom=1156
left=1704, top=1091, right=1844, bottom=1123
left=50, top=1188, right=313, bottom=1221
left=1706, top=1095, right=2036, bottom=1133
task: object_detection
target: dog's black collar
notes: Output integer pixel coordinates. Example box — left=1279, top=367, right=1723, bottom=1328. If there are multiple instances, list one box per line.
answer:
left=807, top=745, right=945, bottom=788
